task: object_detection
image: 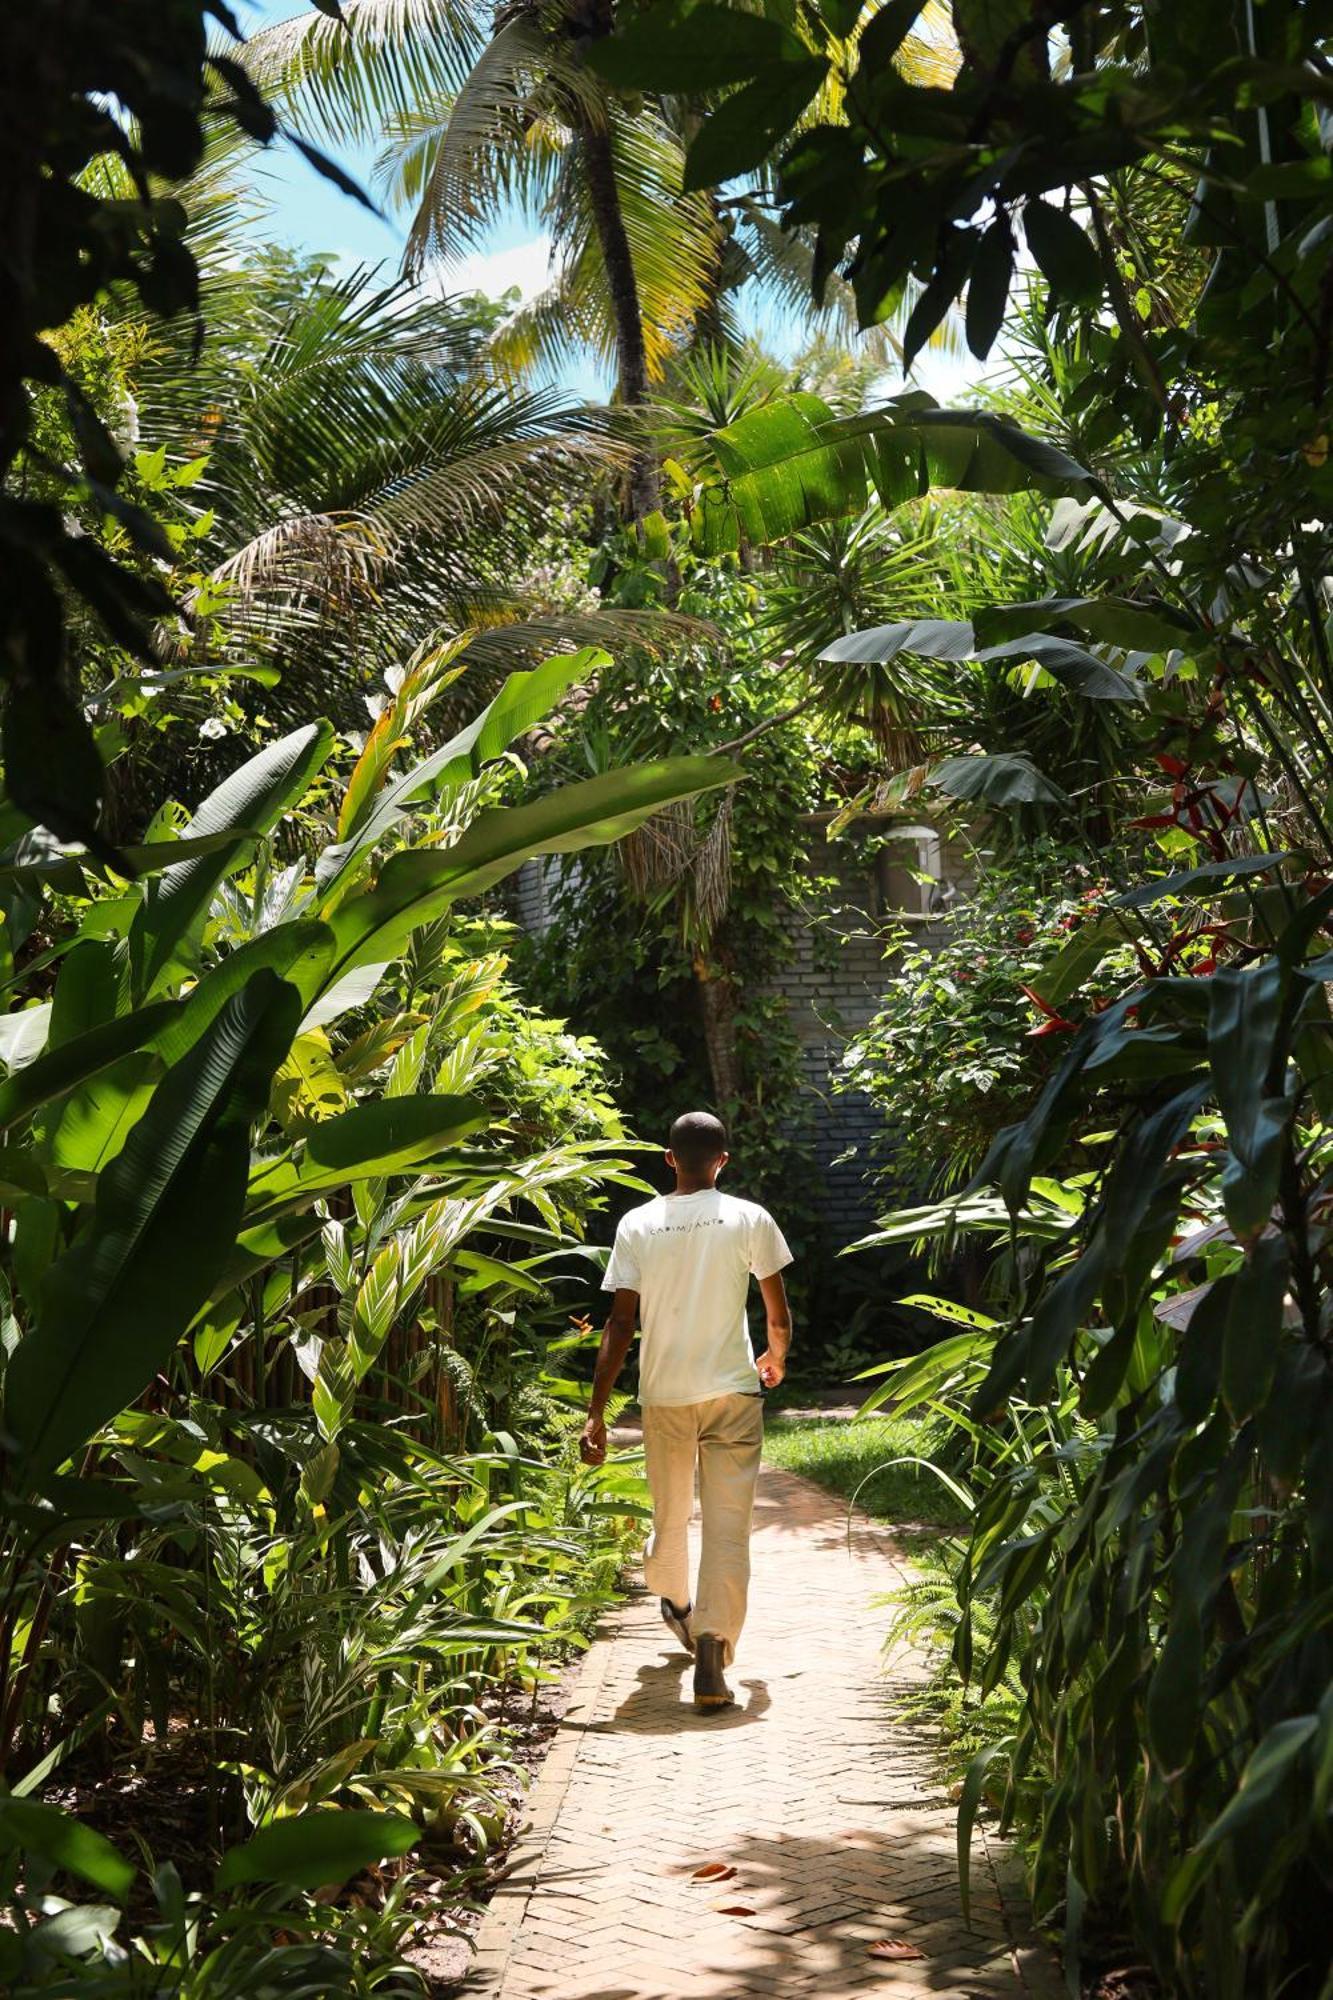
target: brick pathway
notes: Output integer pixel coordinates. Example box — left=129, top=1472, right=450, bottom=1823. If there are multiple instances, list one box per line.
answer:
left=466, top=1461, right=1058, bottom=2000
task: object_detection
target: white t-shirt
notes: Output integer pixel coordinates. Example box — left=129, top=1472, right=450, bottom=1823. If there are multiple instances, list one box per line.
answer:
left=601, top=1189, right=793, bottom=1407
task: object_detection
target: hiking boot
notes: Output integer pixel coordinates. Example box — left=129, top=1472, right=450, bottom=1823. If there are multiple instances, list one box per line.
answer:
left=693, top=1634, right=733, bottom=1712
left=660, top=1597, right=695, bottom=1654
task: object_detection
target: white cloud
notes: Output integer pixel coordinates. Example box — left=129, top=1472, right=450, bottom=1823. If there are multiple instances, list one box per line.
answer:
left=444, top=235, right=557, bottom=304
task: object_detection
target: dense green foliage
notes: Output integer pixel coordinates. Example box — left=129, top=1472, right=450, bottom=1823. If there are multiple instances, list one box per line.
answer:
left=843, top=843, right=1138, bottom=1194
left=0, top=643, right=731, bottom=1985
left=517, top=558, right=836, bottom=1235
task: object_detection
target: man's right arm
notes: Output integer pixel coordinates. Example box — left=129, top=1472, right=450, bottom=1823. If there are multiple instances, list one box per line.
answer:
left=579, top=1288, right=639, bottom=1466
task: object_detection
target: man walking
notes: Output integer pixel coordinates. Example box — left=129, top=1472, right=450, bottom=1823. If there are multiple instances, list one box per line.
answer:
left=579, top=1111, right=793, bottom=1712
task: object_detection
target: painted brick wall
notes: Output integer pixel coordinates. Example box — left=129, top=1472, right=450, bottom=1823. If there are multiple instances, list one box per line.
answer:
left=758, top=825, right=969, bottom=1255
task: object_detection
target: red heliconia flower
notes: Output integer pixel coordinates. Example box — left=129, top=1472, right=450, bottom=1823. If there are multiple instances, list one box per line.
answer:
left=1156, top=753, right=1190, bottom=778
left=1020, top=983, right=1078, bottom=1034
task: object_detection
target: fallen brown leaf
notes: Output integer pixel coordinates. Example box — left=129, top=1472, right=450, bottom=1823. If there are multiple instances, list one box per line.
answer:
left=869, top=1939, right=927, bottom=1962
left=713, top=1903, right=756, bottom=1917
left=692, top=1861, right=736, bottom=1882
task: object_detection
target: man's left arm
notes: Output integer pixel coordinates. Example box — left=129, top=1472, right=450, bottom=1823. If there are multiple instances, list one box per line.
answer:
left=755, top=1271, right=792, bottom=1389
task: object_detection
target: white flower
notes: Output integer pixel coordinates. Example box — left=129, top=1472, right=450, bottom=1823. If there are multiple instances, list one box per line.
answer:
left=198, top=716, right=227, bottom=742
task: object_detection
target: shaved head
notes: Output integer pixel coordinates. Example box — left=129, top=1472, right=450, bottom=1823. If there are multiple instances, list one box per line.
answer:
left=668, top=1111, right=729, bottom=1175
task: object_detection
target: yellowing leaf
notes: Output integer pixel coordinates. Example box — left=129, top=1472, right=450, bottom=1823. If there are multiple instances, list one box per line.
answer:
left=272, top=1028, right=348, bottom=1133
left=868, top=1938, right=926, bottom=1961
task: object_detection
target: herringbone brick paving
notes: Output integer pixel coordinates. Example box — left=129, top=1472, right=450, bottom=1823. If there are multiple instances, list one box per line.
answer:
left=466, top=1458, right=1058, bottom=2000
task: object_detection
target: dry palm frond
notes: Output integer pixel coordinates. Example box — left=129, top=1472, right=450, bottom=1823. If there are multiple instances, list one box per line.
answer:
left=209, top=512, right=391, bottom=610
left=692, top=791, right=734, bottom=936
left=619, top=797, right=697, bottom=900
left=619, top=790, right=734, bottom=941
left=454, top=605, right=719, bottom=672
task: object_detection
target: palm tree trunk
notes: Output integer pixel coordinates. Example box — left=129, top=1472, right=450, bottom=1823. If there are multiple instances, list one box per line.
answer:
left=693, top=951, right=741, bottom=1105
left=575, top=104, right=659, bottom=518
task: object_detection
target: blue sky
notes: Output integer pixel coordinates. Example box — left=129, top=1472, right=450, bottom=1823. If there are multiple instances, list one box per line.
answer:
left=233, top=0, right=984, bottom=407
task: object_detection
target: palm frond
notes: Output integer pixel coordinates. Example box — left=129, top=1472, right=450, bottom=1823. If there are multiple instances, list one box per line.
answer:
left=483, top=274, right=597, bottom=389
left=241, top=0, right=482, bottom=148
left=395, top=16, right=586, bottom=272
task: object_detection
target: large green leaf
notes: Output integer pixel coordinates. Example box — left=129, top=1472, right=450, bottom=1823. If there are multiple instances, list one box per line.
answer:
left=215, top=1809, right=418, bottom=1891
left=1023, top=198, right=1102, bottom=304
left=975, top=634, right=1144, bottom=702
left=929, top=753, right=1069, bottom=808
left=244, top=1095, right=488, bottom=1227
left=128, top=722, right=334, bottom=999
left=971, top=594, right=1196, bottom=655
left=0, top=1797, right=135, bottom=1901
left=316, top=650, right=608, bottom=898
left=46, top=1053, right=159, bottom=1175
left=1163, top=1714, right=1321, bottom=1924
left=4, top=970, right=302, bottom=1478
left=684, top=59, right=828, bottom=190
left=1028, top=915, right=1133, bottom=1010
left=1208, top=958, right=1292, bottom=1238
left=1, top=928, right=339, bottom=1144
left=157, top=923, right=337, bottom=1064
left=818, top=619, right=976, bottom=664
left=1222, top=1233, right=1288, bottom=1418
left=319, top=757, right=739, bottom=993
left=588, top=0, right=798, bottom=91
left=0, top=828, right=268, bottom=895
left=0, top=1003, right=178, bottom=1133
left=1115, top=852, right=1297, bottom=910
left=966, top=218, right=1014, bottom=360
left=687, top=394, right=1097, bottom=554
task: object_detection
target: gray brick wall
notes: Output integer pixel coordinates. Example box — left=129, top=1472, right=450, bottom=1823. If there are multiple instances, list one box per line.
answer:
left=758, top=822, right=968, bottom=1249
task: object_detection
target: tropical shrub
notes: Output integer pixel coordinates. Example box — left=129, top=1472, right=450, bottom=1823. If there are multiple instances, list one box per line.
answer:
left=842, top=841, right=1140, bottom=1195
left=0, top=646, right=729, bottom=1986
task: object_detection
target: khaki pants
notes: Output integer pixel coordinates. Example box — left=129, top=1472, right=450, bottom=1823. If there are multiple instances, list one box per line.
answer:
left=640, top=1393, right=764, bottom=1666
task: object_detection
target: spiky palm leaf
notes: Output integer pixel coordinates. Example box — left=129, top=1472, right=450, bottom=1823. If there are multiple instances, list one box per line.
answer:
left=242, top=0, right=481, bottom=148
left=101, top=164, right=691, bottom=729
left=764, top=507, right=966, bottom=761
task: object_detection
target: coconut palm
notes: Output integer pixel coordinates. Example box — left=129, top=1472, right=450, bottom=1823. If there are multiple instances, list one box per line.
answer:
left=244, top=0, right=961, bottom=518
left=79, top=163, right=703, bottom=852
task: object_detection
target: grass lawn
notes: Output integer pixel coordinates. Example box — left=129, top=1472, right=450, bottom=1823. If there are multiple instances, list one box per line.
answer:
left=762, top=1410, right=968, bottom=1534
